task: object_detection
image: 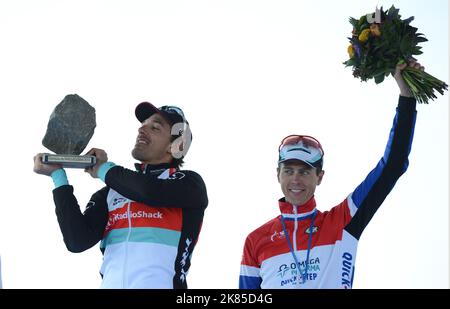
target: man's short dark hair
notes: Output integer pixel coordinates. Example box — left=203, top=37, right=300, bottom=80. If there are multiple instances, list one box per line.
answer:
left=278, top=161, right=323, bottom=176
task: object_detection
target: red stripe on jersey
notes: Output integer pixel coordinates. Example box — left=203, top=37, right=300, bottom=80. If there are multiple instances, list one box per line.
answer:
left=130, top=202, right=182, bottom=230
left=103, top=202, right=183, bottom=237
left=242, top=199, right=351, bottom=266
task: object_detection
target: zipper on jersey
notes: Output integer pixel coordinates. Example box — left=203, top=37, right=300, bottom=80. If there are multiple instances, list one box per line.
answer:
left=123, top=201, right=132, bottom=288
left=293, top=205, right=298, bottom=252
left=281, top=208, right=317, bottom=285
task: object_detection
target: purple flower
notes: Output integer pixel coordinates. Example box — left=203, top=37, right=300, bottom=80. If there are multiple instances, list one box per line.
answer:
left=353, top=44, right=361, bottom=58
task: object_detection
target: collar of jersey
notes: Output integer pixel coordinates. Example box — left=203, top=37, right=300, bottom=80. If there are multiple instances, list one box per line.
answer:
left=279, top=196, right=317, bottom=220
left=134, top=162, right=177, bottom=174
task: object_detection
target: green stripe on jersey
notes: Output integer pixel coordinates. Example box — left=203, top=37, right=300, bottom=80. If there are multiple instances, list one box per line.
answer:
left=100, top=227, right=181, bottom=248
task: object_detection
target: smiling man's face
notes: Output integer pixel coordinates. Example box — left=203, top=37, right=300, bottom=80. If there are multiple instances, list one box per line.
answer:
left=131, top=113, right=173, bottom=165
left=277, top=160, right=324, bottom=206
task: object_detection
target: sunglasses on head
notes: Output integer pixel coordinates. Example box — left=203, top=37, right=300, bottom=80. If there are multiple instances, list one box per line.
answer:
left=160, top=105, right=185, bottom=120
left=279, top=135, right=324, bottom=156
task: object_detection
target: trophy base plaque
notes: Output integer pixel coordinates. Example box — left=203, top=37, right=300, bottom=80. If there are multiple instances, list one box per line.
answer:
left=42, top=154, right=97, bottom=168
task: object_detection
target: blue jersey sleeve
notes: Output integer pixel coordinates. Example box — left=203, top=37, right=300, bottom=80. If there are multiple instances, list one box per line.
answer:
left=345, top=96, right=417, bottom=239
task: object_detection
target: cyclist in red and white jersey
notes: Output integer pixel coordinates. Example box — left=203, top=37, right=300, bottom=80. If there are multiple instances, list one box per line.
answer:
left=34, top=103, right=208, bottom=288
left=240, top=60, right=423, bottom=289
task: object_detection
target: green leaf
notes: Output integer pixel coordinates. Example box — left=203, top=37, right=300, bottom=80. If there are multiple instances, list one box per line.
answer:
left=400, top=35, right=413, bottom=54
left=358, top=15, right=366, bottom=27
left=374, top=74, right=385, bottom=84
left=388, top=6, right=400, bottom=19
left=349, top=17, right=359, bottom=28
left=344, top=59, right=356, bottom=67
left=415, top=36, right=428, bottom=43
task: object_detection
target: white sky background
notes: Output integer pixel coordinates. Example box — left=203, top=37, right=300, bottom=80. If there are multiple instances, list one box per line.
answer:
left=0, top=0, right=447, bottom=289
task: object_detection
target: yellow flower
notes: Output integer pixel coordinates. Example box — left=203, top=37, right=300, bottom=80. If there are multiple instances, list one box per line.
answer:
left=370, top=24, right=381, bottom=36
left=347, top=45, right=355, bottom=58
left=358, top=28, right=370, bottom=42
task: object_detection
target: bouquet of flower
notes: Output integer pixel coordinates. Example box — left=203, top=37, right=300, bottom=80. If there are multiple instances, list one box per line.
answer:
left=344, top=6, right=447, bottom=104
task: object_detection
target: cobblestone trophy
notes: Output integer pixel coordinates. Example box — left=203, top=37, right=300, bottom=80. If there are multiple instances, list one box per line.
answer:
left=41, top=94, right=97, bottom=168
